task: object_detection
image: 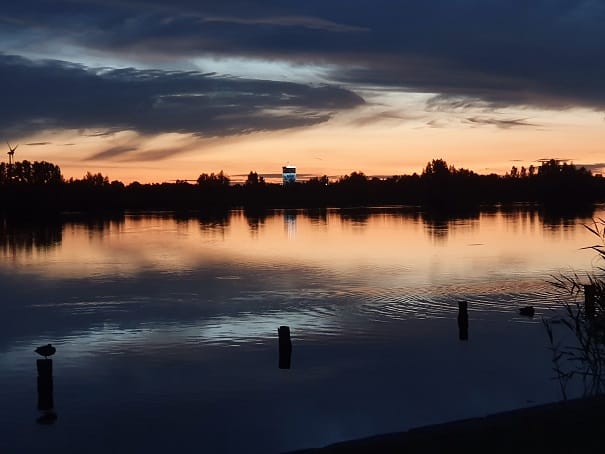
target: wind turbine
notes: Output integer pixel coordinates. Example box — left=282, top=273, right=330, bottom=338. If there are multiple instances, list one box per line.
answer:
left=6, top=142, right=18, bottom=165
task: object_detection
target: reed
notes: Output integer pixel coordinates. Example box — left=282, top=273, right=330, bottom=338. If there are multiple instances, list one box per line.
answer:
left=544, top=218, right=605, bottom=399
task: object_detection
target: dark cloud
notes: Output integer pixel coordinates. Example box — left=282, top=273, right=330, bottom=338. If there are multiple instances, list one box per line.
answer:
left=1, top=0, right=605, bottom=120
left=25, top=142, right=51, bottom=146
left=465, top=117, right=540, bottom=129
left=120, top=146, right=194, bottom=162
left=350, top=110, right=413, bottom=127
left=426, top=119, right=447, bottom=129
left=86, top=145, right=139, bottom=161
left=573, top=163, right=605, bottom=173
left=0, top=54, right=364, bottom=141
left=199, top=15, right=369, bottom=32
left=83, top=130, right=123, bottom=137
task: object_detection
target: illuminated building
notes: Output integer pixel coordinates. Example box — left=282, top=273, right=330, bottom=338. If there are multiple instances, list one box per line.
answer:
left=282, top=165, right=296, bottom=185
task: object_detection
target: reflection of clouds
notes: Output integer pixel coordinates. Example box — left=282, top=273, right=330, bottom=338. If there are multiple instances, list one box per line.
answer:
left=0, top=307, right=343, bottom=372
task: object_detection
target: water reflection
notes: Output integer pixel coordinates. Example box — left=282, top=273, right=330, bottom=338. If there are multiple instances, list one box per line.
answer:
left=1, top=205, right=603, bottom=453
left=36, top=357, right=57, bottom=425
left=197, top=208, right=230, bottom=227
left=458, top=301, right=469, bottom=341
left=0, top=216, right=62, bottom=256
left=63, top=212, right=126, bottom=234
left=304, top=207, right=328, bottom=227
left=244, top=206, right=268, bottom=234
left=1, top=205, right=600, bottom=258
left=339, top=207, right=371, bottom=226
left=421, top=209, right=480, bottom=244
left=284, top=209, right=297, bottom=240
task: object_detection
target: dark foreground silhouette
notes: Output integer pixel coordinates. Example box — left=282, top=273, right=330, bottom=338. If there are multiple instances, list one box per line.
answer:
left=290, top=395, right=605, bottom=453
left=1, top=158, right=604, bottom=214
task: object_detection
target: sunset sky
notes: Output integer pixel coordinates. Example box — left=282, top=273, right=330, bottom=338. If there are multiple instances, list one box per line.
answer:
left=1, top=1, right=604, bottom=183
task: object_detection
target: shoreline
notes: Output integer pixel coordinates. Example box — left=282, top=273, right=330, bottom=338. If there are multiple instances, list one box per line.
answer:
left=289, top=395, right=605, bottom=453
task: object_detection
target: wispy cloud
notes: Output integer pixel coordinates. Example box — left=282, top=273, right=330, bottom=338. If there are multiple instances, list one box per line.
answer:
left=85, top=145, right=138, bottom=161
left=466, top=117, right=539, bottom=129
left=200, top=15, right=368, bottom=33
left=573, top=162, right=605, bottom=173
left=350, top=110, right=413, bottom=127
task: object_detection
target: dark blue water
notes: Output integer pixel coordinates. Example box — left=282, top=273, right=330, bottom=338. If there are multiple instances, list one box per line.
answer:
left=1, top=207, right=600, bottom=453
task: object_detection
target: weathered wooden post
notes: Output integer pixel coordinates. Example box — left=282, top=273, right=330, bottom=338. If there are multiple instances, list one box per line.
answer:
left=585, top=285, right=596, bottom=319
left=37, top=359, right=54, bottom=411
left=278, top=326, right=292, bottom=369
left=458, top=301, right=469, bottom=341
left=35, top=344, right=57, bottom=424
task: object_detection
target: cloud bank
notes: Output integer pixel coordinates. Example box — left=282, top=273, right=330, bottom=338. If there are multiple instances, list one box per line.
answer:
left=2, top=0, right=604, bottom=143
left=0, top=54, right=364, bottom=138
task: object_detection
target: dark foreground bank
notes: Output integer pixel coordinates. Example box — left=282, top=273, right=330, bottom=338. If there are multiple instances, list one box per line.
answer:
left=290, top=396, right=605, bottom=453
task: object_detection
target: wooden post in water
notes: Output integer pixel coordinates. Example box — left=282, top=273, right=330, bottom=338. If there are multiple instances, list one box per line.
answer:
left=35, top=344, right=58, bottom=424
left=458, top=301, right=469, bottom=341
left=36, top=359, right=54, bottom=412
left=585, top=285, right=596, bottom=319
left=278, top=326, right=292, bottom=369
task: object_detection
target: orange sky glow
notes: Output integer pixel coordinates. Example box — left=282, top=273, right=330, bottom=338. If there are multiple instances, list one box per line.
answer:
left=3, top=2, right=605, bottom=184
left=17, top=104, right=605, bottom=184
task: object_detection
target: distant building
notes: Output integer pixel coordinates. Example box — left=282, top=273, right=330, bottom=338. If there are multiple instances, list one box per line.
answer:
left=282, top=165, right=296, bottom=185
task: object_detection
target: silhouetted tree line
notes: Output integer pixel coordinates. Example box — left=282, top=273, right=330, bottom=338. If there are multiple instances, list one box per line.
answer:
left=1, top=158, right=604, bottom=214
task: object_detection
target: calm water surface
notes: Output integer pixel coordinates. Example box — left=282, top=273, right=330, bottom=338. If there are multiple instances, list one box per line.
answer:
left=1, top=206, right=602, bottom=453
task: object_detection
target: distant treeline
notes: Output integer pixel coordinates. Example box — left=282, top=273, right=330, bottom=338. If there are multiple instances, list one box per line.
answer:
left=0, top=158, right=604, bottom=213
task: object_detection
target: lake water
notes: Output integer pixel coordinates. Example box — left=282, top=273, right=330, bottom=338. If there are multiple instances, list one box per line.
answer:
left=1, top=205, right=603, bottom=453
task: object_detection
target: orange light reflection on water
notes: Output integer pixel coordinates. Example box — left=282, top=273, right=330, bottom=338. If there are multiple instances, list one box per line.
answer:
left=1, top=207, right=603, bottom=287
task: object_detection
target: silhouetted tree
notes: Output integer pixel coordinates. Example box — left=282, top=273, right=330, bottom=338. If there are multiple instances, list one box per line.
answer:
left=422, top=159, right=452, bottom=179
left=197, top=171, right=230, bottom=188
left=245, top=171, right=265, bottom=186
left=0, top=160, right=62, bottom=185
left=81, top=172, right=110, bottom=186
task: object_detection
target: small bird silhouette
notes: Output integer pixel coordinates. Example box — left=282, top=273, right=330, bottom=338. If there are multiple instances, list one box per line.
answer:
left=35, top=344, right=56, bottom=358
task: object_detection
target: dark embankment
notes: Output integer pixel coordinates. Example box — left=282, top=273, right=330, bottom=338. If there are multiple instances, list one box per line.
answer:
left=290, top=396, right=605, bottom=453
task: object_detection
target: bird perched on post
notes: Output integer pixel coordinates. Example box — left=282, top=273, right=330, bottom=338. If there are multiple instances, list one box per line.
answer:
left=35, top=344, right=56, bottom=358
